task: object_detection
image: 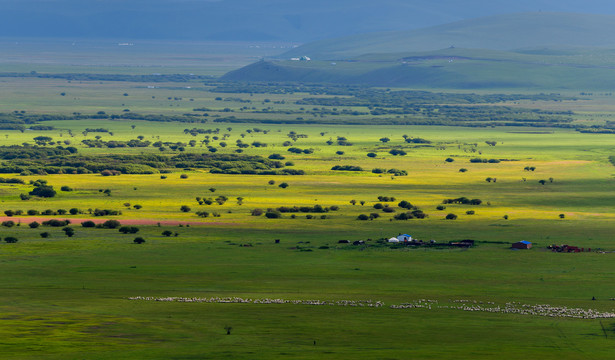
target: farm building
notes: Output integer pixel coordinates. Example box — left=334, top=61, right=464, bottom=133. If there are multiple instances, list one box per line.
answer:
left=397, top=234, right=412, bottom=242
left=512, top=240, right=532, bottom=249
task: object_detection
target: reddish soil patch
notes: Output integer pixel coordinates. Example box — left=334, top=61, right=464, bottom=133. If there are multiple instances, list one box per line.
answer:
left=0, top=217, right=236, bottom=227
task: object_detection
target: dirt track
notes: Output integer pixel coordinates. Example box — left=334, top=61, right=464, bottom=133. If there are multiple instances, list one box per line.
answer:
left=0, top=216, right=236, bottom=226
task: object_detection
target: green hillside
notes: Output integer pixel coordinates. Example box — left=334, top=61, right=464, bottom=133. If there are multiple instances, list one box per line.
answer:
left=282, top=12, right=615, bottom=59
left=223, top=47, right=615, bottom=89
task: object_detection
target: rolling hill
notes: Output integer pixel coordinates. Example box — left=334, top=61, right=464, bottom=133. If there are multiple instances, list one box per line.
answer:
left=224, top=13, right=615, bottom=89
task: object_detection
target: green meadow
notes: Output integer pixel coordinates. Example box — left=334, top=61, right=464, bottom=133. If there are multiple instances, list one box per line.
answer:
left=1, top=60, right=615, bottom=358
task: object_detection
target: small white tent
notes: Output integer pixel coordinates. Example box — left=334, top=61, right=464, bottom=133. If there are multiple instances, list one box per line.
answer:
left=397, top=234, right=412, bottom=242
left=388, top=237, right=400, bottom=243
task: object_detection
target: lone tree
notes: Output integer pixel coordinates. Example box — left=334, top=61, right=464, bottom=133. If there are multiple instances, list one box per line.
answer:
left=445, top=213, right=458, bottom=220
left=379, top=137, right=390, bottom=143
left=224, top=326, right=232, bottom=335
left=63, top=227, right=75, bottom=237
left=180, top=205, right=191, bottom=212
left=133, top=237, right=146, bottom=244
left=162, top=230, right=173, bottom=237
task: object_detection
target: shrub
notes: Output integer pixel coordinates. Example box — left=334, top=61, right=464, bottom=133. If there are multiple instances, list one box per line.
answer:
left=29, top=221, right=40, bottom=228
left=382, top=207, right=395, bottom=213
left=466, top=210, right=475, bottom=215
left=445, top=213, right=458, bottom=220
left=436, top=205, right=446, bottom=210
left=29, top=185, right=56, bottom=198
left=101, top=169, right=121, bottom=176
left=278, top=182, right=289, bottom=189
left=4, top=237, right=18, bottom=243
left=134, top=237, right=146, bottom=244
left=4, top=210, right=14, bottom=217
left=445, top=158, right=455, bottom=162
left=2, top=221, right=15, bottom=227
left=459, top=168, right=468, bottom=173
left=180, top=174, right=189, bottom=179
left=40, top=232, right=50, bottom=238
left=69, top=208, right=79, bottom=215
left=398, top=200, right=413, bottom=209
left=119, top=226, right=140, bottom=234
left=180, top=205, right=191, bottom=212
left=373, top=203, right=384, bottom=209
left=251, top=208, right=264, bottom=216
left=367, top=152, right=377, bottom=158
left=265, top=211, right=281, bottom=219
left=357, top=214, right=369, bottom=220
left=81, top=220, right=96, bottom=228
left=60, top=186, right=73, bottom=192
left=268, top=154, right=285, bottom=160
left=102, top=220, right=121, bottom=229
left=559, top=213, right=565, bottom=219
left=162, top=230, right=173, bottom=237
left=389, top=149, right=407, bottom=156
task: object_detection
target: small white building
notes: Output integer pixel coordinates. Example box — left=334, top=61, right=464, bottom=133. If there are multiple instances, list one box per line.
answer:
left=388, top=237, right=400, bottom=243
left=397, top=234, right=412, bottom=242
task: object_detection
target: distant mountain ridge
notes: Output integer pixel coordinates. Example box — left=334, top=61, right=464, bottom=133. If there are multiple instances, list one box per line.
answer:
left=282, top=12, right=615, bottom=59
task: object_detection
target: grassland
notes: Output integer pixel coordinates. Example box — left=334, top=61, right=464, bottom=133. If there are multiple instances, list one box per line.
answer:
left=1, top=54, right=615, bottom=358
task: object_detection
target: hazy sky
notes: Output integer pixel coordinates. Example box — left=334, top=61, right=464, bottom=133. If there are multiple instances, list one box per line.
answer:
left=2, top=0, right=615, bottom=42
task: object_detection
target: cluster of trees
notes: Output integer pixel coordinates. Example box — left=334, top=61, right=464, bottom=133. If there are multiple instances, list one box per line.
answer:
left=287, top=147, right=313, bottom=154
left=273, top=205, right=339, bottom=213
left=470, top=158, right=501, bottom=163
left=0, top=150, right=305, bottom=176
left=81, top=220, right=121, bottom=228
left=5, top=208, right=81, bottom=216
left=81, top=139, right=151, bottom=148
left=442, top=197, right=483, bottom=205
left=371, top=168, right=407, bottom=176
left=331, top=165, right=363, bottom=171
